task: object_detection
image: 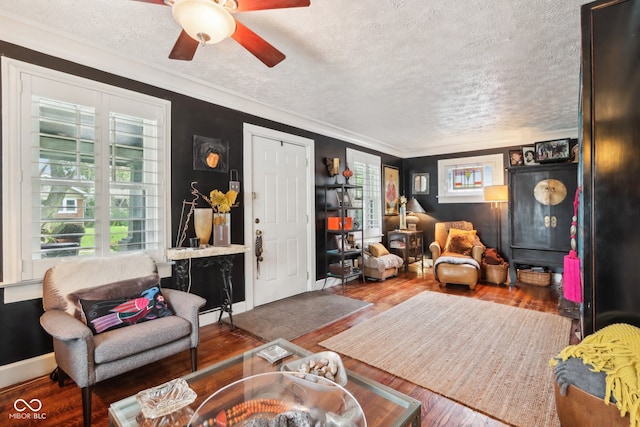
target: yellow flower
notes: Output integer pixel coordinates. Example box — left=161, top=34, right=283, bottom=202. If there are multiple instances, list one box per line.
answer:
left=190, top=182, right=238, bottom=225
left=208, top=189, right=238, bottom=224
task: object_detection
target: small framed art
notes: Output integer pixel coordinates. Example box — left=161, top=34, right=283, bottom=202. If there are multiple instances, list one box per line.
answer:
left=193, top=135, right=229, bottom=173
left=522, top=146, right=538, bottom=166
left=509, top=149, right=524, bottom=166
left=534, top=138, right=571, bottom=163
left=335, top=188, right=351, bottom=207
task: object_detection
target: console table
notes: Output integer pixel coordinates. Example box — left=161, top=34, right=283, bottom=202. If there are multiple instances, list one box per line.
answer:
left=166, top=245, right=249, bottom=330
left=387, top=230, right=424, bottom=273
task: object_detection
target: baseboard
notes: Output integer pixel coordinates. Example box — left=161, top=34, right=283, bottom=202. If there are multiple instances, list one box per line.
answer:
left=315, top=277, right=345, bottom=290
left=0, top=307, right=249, bottom=389
left=0, top=353, right=57, bottom=389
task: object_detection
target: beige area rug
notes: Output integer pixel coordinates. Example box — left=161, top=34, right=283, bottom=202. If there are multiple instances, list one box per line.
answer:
left=229, top=291, right=371, bottom=342
left=320, top=291, right=572, bottom=427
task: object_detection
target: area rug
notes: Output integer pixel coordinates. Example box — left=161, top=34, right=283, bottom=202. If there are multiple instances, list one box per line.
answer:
left=229, top=291, right=371, bottom=342
left=320, top=291, right=571, bottom=427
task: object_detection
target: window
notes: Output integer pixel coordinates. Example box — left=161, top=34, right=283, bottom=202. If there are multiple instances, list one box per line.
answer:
left=2, top=58, right=170, bottom=285
left=437, top=154, right=504, bottom=203
left=59, top=198, right=78, bottom=214
left=346, top=148, right=382, bottom=241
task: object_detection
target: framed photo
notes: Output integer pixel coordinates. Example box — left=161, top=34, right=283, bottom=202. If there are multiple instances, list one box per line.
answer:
left=509, top=149, right=524, bottom=166
left=383, top=165, right=400, bottom=215
left=193, top=135, right=229, bottom=173
left=335, top=188, right=351, bottom=207
left=522, top=146, right=538, bottom=166
left=334, top=235, right=349, bottom=252
left=534, top=138, right=571, bottom=163
left=412, top=173, right=429, bottom=195
left=570, top=140, right=579, bottom=163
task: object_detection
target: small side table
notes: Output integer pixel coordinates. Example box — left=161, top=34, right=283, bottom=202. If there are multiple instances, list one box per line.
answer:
left=166, top=245, right=249, bottom=330
left=387, top=230, right=424, bottom=273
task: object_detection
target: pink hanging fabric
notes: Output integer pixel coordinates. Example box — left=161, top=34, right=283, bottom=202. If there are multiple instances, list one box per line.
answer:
left=563, top=187, right=582, bottom=303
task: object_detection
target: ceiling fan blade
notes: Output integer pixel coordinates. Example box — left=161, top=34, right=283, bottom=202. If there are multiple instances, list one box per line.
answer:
left=130, top=0, right=169, bottom=5
left=231, top=20, right=286, bottom=67
left=235, top=0, right=310, bottom=12
left=169, top=30, right=200, bottom=60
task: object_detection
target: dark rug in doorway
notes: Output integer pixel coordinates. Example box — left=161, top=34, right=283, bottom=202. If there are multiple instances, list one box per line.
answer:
left=228, top=291, right=372, bottom=342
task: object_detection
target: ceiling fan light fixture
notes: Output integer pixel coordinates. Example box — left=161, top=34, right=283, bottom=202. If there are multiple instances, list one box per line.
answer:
left=172, top=0, right=236, bottom=45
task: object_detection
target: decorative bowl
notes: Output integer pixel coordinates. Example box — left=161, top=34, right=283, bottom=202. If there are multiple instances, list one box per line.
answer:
left=281, top=351, right=348, bottom=387
left=188, top=371, right=366, bottom=427
left=136, top=378, right=197, bottom=419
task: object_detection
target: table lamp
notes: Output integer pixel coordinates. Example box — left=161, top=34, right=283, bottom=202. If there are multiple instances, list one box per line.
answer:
left=405, top=197, right=426, bottom=229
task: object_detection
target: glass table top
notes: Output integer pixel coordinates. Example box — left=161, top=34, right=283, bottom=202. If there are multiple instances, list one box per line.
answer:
left=108, top=339, right=420, bottom=427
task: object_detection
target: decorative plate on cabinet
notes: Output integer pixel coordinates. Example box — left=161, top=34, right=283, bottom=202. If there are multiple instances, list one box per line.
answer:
left=533, top=179, right=567, bottom=206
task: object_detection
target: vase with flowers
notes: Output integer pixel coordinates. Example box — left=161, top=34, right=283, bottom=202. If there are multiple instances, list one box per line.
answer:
left=205, top=189, right=238, bottom=246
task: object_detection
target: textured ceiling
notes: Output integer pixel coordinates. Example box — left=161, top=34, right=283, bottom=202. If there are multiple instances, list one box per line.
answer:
left=0, top=0, right=588, bottom=157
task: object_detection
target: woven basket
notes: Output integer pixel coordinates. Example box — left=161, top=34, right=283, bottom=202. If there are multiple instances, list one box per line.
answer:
left=485, top=263, right=509, bottom=285
left=517, top=269, right=551, bottom=286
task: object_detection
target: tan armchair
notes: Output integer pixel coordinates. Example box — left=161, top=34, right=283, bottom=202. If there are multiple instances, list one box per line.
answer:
left=429, top=221, right=484, bottom=290
left=40, top=253, right=206, bottom=427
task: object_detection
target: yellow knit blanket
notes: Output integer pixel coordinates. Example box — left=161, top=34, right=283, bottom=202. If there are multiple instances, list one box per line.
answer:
left=550, top=323, right=640, bottom=427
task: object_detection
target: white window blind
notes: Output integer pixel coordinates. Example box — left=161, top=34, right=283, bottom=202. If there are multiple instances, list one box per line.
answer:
left=346, top=148, right=382, bottom=240
left=2, top=58, right=170, bottom=285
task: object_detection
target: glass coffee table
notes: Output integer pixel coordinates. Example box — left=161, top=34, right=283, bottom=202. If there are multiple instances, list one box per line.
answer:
left=109, top=339, right=421, bottom=427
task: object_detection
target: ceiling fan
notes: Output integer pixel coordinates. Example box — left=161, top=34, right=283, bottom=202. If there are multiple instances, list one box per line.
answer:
left=134, top=0, right=310, bottom=67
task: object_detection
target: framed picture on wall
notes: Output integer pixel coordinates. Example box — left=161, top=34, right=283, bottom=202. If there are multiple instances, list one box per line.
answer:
left=412, top=173, right=429, bottom=195
left=383, top=165, right=400, bottom=215
left=193, top=135, right=229, bottom=173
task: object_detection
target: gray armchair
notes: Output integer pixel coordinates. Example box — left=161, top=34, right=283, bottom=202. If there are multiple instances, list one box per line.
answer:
left=40, top=253, right=206, bottom=427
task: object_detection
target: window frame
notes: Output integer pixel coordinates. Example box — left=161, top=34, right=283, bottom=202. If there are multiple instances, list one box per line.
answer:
left=346, top=148, right=383, bottom=241
left=1, top=57, right=171, bottom=287
left=437, top=153, right=504, bottom=203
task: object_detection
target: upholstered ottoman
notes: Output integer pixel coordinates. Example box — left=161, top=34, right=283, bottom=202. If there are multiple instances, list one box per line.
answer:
left=362, top=243, right=404, bottom=281
left=434, top=259, right=480, bottom=289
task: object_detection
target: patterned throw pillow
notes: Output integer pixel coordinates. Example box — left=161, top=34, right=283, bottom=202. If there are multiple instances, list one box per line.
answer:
left=444, top=234, right=477, bottom=256
left=68, top=273, right=161, bottom=323
left=80, top=286, right=174, bottom=335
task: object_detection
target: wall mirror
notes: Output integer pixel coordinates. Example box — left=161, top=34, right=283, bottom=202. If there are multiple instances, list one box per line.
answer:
left=412, top=173, right=429, bottom=195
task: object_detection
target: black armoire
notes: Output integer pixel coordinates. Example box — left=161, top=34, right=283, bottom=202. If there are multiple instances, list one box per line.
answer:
left=582, top=0, right=640, bottom=335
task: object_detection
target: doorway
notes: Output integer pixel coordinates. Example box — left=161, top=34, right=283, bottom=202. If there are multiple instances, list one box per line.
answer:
left=243, top=124, right=315, bottom=309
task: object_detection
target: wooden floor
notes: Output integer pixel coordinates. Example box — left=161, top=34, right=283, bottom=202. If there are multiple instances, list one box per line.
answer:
left=1, top=268, right=577, bottom=427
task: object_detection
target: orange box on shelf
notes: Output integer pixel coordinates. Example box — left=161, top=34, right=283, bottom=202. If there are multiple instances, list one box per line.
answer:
left=327, top=217, right=353, bottom=230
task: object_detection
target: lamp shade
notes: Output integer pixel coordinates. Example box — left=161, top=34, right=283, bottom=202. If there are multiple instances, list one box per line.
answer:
left=483, top=185, right=508, bottom=202
left=406, top=197, right=426, bottom=213
left=172, top=0, right=236, bottom=45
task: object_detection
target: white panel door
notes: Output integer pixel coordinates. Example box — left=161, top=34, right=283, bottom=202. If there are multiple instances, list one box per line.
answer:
left=252, top=135, right=308, bottom=306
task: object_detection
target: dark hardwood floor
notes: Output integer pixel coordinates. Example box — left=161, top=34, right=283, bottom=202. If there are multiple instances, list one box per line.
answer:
left=1, top=268, right=576, bottom=426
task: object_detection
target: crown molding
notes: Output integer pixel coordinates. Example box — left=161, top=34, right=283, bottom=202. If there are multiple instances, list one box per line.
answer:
left=0, top=12, right=405, bottom=158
